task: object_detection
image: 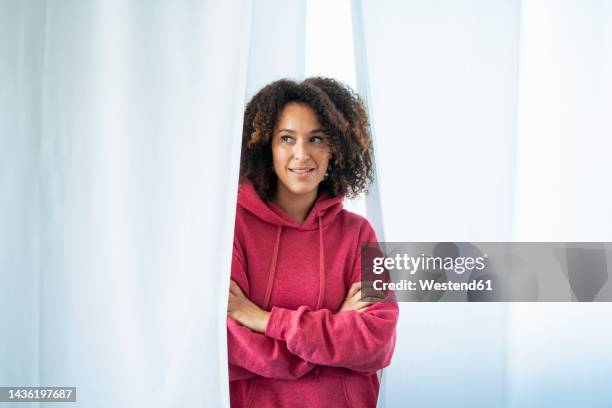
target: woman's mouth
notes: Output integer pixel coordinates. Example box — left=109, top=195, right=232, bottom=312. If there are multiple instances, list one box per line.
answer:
left=289, top=167, right=315, bottom=178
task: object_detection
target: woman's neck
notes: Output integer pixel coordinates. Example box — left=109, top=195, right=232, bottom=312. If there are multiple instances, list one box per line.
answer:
left=272, top=184, right=318, bottom=224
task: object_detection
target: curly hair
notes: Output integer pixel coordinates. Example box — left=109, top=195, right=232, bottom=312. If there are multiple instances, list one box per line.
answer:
left=240, top=77, right=374, bottom=201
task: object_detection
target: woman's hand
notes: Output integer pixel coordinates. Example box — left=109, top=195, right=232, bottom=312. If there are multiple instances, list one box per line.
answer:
left=338, top=281, right=386, bottom=314
left=227, top=280, right=270, bottom=333
left=338, top=282, right=372, bottom=313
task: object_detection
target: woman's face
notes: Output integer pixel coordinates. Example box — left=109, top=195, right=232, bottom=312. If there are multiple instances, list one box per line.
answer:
left=272, top=103, right=331, bottom=198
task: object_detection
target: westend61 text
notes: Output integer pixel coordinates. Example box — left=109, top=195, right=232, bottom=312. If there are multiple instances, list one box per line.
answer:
left=373, top=279, right=493, bottom=292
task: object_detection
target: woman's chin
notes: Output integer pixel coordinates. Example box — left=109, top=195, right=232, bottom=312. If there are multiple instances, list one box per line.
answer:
left=283, top=182, right=319, bottom=197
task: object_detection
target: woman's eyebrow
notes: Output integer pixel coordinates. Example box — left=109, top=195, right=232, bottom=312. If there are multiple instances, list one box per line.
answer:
left=276, top=128, right=325, bottom=134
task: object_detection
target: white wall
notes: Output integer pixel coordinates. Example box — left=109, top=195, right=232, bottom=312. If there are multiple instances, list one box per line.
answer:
left=245, top=0, right=306, bottom=100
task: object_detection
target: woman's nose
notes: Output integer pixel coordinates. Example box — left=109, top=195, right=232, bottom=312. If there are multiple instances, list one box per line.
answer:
left=293, top=139, right=310, bottom=160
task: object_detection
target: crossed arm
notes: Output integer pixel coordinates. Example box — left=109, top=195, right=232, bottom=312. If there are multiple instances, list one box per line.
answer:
left=227, top=278, right=384, bottom=380
left=227, top=265, right=398, bottom=378
left=226, top=221, right=398, bottom=381
left=228, top=279, right=373, bottom=333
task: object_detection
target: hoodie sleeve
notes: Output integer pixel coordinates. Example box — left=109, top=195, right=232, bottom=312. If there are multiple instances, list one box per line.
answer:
left=264, top=220, right=399, bottom=374
left=227, top=237, right=317, bottom=381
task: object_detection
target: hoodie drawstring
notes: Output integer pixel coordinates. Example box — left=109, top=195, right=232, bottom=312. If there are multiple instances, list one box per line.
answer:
left=315, top=216, right=326, bottom=310
left=263, top=217, right=327, bottom=312
left=261, top=217, right=326, bottom=380
left=314, top=365, right=321, bottom=382
left=314, top=216, right=326, bottom=382
left=262, top=225, right=282, bottom=310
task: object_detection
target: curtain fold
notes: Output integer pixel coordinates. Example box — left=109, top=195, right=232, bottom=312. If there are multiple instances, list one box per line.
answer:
left=1, top=1, right=252, bottom=407
left=0, top=2, right=45, bottom=400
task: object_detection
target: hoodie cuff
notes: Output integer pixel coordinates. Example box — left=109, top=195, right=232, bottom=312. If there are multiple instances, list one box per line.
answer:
left=265, top=306, right=292, bottom=341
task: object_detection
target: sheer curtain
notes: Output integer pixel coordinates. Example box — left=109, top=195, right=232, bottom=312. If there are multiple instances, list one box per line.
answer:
left=353, top=0, right=612, bottom=406
left=510, top=1, right=612, bottom=406
left=4, top=1, right=611, bottom=407
left=1, top=1, right=252, bottom=407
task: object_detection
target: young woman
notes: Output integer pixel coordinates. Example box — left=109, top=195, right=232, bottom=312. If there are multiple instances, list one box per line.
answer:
left=227, top=77, right=398, bottom=408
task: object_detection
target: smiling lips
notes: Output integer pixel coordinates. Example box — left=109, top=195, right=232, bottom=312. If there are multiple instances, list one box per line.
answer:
left=289, top=167, right=315, bottom=178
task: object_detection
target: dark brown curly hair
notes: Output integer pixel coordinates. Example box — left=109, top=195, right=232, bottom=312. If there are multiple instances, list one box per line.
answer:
left=240, top=77, right=374, bottom=201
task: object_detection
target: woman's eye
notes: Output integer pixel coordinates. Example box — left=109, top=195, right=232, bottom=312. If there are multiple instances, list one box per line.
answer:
left=280, top=135, right=294, bottom=143
left=310, top=136, right=325, bottom=143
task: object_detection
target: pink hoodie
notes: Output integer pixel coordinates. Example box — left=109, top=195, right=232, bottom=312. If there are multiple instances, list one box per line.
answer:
left=228, top=180, right=398, bottom=408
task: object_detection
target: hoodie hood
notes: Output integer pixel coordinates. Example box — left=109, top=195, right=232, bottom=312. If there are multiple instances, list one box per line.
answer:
left=237, top=180, right=344, bottom=230
left=237, top=180, right=344, bottom=318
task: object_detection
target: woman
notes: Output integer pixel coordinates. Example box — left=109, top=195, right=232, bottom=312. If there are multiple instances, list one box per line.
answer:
left=227, top=77, right=398, bottom=408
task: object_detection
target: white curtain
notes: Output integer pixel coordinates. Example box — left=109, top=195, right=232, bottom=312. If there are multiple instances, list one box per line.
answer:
left=353, top=0, right=612, bottom=406
left=510, top=1, right=612, bottom=406
left=353, top=1, right=517, bottom=405
left=4, top=1, right=611, bottom=407
left=1, top=1, right=252, bottom=407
